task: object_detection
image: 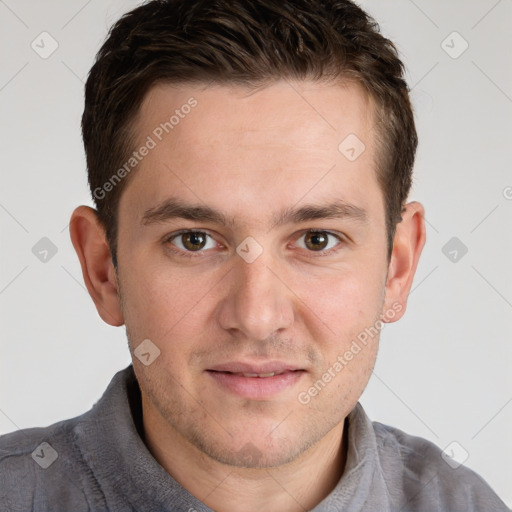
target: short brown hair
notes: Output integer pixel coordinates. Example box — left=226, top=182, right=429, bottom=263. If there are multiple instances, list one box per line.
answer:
left=82, top=0, right=417, bottom=267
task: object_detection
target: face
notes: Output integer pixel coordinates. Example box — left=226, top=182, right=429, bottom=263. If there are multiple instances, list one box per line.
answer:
left=115, top=80, right=394, bottom=468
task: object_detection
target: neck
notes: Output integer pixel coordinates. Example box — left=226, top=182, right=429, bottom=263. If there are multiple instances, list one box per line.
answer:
left=142, top=403, right=348, bottom=512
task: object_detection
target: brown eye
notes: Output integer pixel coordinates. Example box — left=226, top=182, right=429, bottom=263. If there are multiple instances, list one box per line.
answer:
left=170, top=231, right=215, bottom=252
left=304, top=231, right=329, bottom=251
left=181, top=232, right=206, bottom=251
left=296, top=231, right=341, bottom=253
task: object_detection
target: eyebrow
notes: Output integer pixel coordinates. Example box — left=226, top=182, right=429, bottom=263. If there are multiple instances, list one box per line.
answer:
left=141, top=197, right=367, bottom=229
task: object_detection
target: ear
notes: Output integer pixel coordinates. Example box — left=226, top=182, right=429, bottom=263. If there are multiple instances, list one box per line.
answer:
left=382, top=201, right=426, bottom=323
left=69, top=206, right=124, bottom=326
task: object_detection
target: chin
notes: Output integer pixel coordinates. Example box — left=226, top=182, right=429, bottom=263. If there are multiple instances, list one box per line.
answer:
left=204, top=439, right=303, bottom=469
left=187, top=420, right=323, bottom=470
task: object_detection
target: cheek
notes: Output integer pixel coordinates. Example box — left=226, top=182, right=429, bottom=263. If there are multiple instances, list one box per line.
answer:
left=119, top=254, right=223, bottom=358
left=294, top=272, right=383, bottom=413
left=298, top=265, right=385, bottom=337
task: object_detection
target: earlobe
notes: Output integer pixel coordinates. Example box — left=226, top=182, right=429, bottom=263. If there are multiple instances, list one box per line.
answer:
left=69, top=206, right=124, bottom=327
left=382, top=201, right=426, bottom=323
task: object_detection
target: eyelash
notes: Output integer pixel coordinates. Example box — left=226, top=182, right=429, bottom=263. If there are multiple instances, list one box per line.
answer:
left=163, top=229, right=345, bottom=258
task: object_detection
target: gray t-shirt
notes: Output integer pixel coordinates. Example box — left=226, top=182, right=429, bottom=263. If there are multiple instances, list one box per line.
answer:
left=0, top=366, right=508, bottom=511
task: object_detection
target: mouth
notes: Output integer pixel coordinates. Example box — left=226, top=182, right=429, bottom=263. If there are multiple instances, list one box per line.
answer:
left=207, top=370, right=294, bottom=379
left=206, top=362, right=306, bottom=399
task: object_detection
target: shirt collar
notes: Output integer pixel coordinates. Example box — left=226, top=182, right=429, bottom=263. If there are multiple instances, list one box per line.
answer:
left=75, top=365, right=388, bottom=512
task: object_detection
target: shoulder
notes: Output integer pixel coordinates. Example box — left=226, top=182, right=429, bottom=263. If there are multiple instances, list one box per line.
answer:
left=0, top=367, right=136, bottom=511
left=372, top=420, right=509, bottom=511
left=0, top=414, right=95, bottom=511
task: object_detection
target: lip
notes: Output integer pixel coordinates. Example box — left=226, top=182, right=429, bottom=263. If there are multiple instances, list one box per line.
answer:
left=208, top=361, right=302, bottom=374
left=206, top=361, right=305, bottom=400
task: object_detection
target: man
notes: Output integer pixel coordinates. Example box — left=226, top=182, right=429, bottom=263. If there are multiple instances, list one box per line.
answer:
left=0, top=0, right=508, bottom=510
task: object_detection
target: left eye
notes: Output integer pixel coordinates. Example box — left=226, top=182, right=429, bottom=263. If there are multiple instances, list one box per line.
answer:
left=170, top=231, right=217, bottom=252
left=295, top=231, right=341, bottom=252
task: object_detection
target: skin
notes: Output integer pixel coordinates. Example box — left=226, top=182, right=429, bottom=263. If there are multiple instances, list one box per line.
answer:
left=70, top=80, right=425, bottom=511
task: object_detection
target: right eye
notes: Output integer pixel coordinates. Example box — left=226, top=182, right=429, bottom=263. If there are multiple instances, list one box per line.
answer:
left=167, top=230, right=218, bottom=253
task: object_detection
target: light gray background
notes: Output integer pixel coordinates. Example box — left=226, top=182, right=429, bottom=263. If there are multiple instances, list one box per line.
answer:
left=1, top=0, right=511, bottom=506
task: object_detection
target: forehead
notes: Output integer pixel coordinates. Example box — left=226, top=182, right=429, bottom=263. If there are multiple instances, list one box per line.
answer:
left=121, top=79, right=383, bottom=228
left=136, top=79, right=374, bottom=151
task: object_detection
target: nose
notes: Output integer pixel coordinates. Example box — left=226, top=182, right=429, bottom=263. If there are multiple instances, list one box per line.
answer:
left=216, top=251, right=295, bottom=341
